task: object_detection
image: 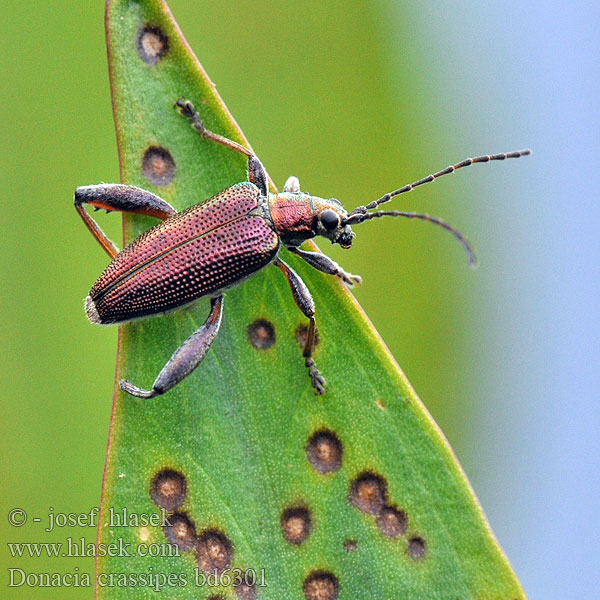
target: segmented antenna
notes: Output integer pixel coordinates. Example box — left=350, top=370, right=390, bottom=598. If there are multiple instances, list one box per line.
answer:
left=344, top=149, right=531, bottom=267
left=348, top=210, right=477, bottom=267
left=348, top=149, right=531, bottom=216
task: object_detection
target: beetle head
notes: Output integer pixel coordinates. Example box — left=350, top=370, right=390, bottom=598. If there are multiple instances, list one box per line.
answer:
left=312, top=197, right=354, bottom=249
left=269, top=192, right=354, bottom=248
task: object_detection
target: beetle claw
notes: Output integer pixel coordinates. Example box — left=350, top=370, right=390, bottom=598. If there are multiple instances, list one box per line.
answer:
left=341, top=272, right=362, bottom=288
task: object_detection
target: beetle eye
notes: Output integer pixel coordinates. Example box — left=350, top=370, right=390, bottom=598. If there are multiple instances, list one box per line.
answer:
left=320, top=209, right=340, bottom=231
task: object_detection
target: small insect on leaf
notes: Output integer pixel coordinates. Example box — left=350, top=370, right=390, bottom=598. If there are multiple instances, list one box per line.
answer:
left=77, top=100, right=529, bottom=396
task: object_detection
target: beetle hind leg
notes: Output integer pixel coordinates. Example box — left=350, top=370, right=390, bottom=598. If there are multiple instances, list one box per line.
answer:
left=120, top=296, right=224, bottom=399
left=74, top=184, right=176, bottom=258
left=275, top=259, right=326, bottom=395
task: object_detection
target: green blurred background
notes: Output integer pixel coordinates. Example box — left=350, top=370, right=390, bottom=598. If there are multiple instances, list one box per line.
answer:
left=3, top=1, right=597, bottom=598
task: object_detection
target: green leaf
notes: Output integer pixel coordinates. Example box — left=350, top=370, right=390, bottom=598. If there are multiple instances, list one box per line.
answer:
left=97, top=1, right=525, bottom=598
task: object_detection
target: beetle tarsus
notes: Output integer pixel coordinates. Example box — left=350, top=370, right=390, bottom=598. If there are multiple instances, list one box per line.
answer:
left=274, top=259, right=327, bottom=394
left=340, top=272, right=362, bottom=288
left=306, top=358, right=326, bottom=395
left=288, top=247, right=362, bottom=288
left=175, top=98, right=205, bottom=133
left=119, top=379, right=159, bottom=399
left=174, top=98, right=194, bottom=117
left=175, top=97, right=253, bottom=159
left=174, top=98, right=195, bottom=119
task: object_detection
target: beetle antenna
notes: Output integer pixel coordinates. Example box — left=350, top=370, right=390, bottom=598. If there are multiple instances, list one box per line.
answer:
left=348, top=149, right=531, bottom=216
left=345, top=210, right=477, bottom=268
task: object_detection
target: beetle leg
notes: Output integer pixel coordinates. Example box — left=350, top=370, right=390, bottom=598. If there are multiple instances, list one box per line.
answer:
left=176, top=98, right=253, bottom=156
left=246, top=155, right=268, bottom=197
left=175, top=98, right=269, bottom=196
left=289, top=247, right=362, bottom=288
left=74, top=184, right=176, bottom=258
left=275, top=259, right=326, bottom=395
left=120, top=296, right=224, bottom=399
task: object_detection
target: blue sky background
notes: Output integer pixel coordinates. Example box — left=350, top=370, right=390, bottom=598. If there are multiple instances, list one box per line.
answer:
left=382, top=2, right=599, bottom=596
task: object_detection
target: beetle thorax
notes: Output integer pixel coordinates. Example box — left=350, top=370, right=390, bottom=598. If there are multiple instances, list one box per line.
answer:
left=268, top=193, right=353, bottom=249
left=268, top=192, right=317, bottom=247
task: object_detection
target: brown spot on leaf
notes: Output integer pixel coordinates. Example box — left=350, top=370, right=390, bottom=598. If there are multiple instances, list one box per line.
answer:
left=196, top=529, right=233, bottom=574
left=306, top=430, right=342, bottom=474
left=163, top=513, right=196, bottom=551
left=142, top=146, right=175, bottom=185
left=408, top=536, right=426, bottom=559
left=376, top=505, right=407, bottom=538
left=303, top=571, right=339, bottom=600
left=234, top=575, right=257, bottom=600
left=375, top=398, right=386, bottom=410
left=343, top=539, right=357, bottom=552
left=150, top=469, right=186, bottom=511
left=137, top=25, right=169, bottom=64
left=248, top=319, right=276, bottom=349
left=281, top=506, right=312, bottom=545
left=348, top=472, right=387, bottom=515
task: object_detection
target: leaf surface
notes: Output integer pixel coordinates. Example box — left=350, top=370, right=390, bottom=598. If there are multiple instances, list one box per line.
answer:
left=97, top=1, right=525, bottom=598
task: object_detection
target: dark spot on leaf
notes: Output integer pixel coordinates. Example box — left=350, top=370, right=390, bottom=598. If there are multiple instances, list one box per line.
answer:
left=408, top=536, right=426, bottom=559
left=303, top=571, right=339, bottom=600
left=281, top=506, right=312, bottom=545
left=376, top=505, right=407, bottom=538
left=196, top=529, right=233, bottom=574
left=375, top=398, right=386, bottom=410
left=296, top=324, right=319, bottom=348
left=343, top=539, right=357, bottom=552
left=163, top=513, right=196, bottom=551
left=348, top=472, right=387, bottom=515
left=150, top=469, right=186, bottom=511
left=306, top=430, right=342, bottom=474
left=234, top=575, right=257, bottom=600
left=248, top=319, right=275, bottom=349
left=137, top=25, right=169, bottom=64
left=142, top=146, right=175, bottom=185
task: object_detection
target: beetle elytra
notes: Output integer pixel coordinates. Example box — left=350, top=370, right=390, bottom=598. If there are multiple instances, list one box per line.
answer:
left=76, top=98, right=530, bottom=398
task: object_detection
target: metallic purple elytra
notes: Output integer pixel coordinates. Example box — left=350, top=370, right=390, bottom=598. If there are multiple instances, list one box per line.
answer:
left=75, top=97, right=530, bottom=399
left=87, top=183, right=278, bottom=323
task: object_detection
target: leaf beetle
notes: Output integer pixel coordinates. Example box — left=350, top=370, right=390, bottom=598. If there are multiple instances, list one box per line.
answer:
left=75, top=98, right=529, bottom=398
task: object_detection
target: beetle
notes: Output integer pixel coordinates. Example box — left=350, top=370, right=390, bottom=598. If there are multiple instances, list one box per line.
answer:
left=76, top=98, right=530, bottom=399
